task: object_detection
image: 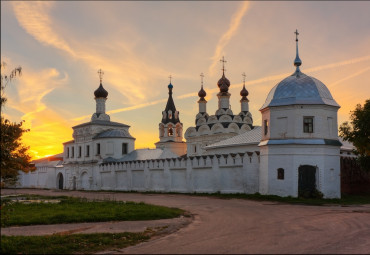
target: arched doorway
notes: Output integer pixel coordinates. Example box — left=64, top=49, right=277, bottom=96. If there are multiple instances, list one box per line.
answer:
left=298, top=165, right=316, bottom=198
left=57, top=173, right=64, bottom=190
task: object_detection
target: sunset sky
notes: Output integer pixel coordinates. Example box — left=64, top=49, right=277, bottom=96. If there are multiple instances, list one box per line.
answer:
left=2, top=1, right=370, bottom=159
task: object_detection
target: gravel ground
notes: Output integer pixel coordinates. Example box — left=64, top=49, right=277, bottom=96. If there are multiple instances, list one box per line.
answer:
left=2, top=188, right=370, bottom=254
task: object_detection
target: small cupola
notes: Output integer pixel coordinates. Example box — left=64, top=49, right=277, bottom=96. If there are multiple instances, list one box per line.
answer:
left=240, top=72, right=249, bottom=100
left=94, top=69, right=108, bottom=98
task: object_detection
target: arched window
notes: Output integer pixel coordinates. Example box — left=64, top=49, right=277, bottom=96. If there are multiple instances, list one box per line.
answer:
left=168, top=126, right=173, bottom=136
left=277, top=168, right=284, bottom=180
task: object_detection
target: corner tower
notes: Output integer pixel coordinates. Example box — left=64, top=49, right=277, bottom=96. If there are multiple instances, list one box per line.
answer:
left=155, top=76, right=186, bottom=156
left=258, top=30, right=341, bottom=198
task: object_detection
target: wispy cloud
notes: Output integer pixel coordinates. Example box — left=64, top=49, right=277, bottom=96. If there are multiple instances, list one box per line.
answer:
left=12, top=1, right=76, bottom=57
left=3, top=66, right=71, bottom=159
left=208, top=1, right=250, bottom=76
left=70, top=54, right=370, bottom=122
left=12, top=1, right=169, bottom=104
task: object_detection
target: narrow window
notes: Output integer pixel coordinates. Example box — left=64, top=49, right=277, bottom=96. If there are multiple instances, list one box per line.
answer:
left=194, top=144, right=197, bottom=153
left=86, top=145, right=90, bottom=157
left=78, top=146, right=82, bottom=158
left=72, top=147, right=75, bottom=158
left=303, top=117, right=314, bottom=133
left=122, top=143, right=128, bottom=155
left=277, top=168, right=284, bottom=180
left=67, top=147, right=70, bottom=158
left=97, top=143, right=100, bottom=155
left=264, top=119, right=269, bottom=135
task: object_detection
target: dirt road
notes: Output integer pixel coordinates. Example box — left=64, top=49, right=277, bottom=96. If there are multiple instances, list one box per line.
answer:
left=2, top=189, right=370, bottom=254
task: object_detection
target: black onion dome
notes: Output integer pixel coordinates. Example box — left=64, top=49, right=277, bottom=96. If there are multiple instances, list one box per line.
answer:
left=240, top=85, right=249, bottom=97
left=217, top=73, right=230, bottom=89
left=94, top=83, right=108, bottom=98
left=220, top=82, right=228, bottom=93
left=198, top=86, right=207, bottom=98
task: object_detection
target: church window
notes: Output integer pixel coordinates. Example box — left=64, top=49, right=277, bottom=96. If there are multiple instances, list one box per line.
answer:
left=194, top=144, right=197, bottom=153
left=303, top=117, right=314, bottom=133
left=97, top=143, right=101, bottom=155
left=264, top=119, right=269, bottom=135
left=122, top=143, right=128, bottom=155
left=277, top=168, right=284, bottom=180
left=67, top=147, right=70, bottom=158
left=86, top=145, right=90, bottom=157
left=71, top=147, right=75, bottom=158
left=168, top=127, right=173, bottom=136
left=78, top=146, right=82, bottom=158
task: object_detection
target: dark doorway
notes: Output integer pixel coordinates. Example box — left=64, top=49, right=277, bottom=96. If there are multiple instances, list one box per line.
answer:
left=298, top=165, right=316, bottom=198
left=58, top=173, right=63, bottom=190
left=73, top=176, right=77, bottom=190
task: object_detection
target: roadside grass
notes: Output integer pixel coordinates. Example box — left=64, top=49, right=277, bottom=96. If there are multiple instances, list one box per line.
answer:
left=1, top=195, right=184, bottom=227
left=85, top=189, right=370, bottom=206
left=1, top=232, right=150, bottom=254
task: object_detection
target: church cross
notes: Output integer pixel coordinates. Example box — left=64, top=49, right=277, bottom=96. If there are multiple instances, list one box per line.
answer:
left=295, top=29, right=299, bottom=42
left=220, top=56, right=227, bottom=73
left=242, top=72, right=246, bottom=85
left=200, top=72, right=204, bottom=86
left=98, top=69, right=104, bottom=83
left=169, top=75, right=172, bottom=84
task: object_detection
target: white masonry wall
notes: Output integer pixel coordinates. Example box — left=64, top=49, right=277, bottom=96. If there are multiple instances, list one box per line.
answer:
left=18, top=152, right=260, bottom=195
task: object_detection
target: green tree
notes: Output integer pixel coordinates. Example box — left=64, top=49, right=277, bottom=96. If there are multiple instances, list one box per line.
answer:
left=339, top=99, right=370, bottom=172
left=1, top=62, right=34, bottom=187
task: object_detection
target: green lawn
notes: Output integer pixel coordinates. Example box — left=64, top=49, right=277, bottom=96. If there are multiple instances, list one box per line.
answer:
left=1, top=232, right=150, bottom=254
left=1, top=195, right=184, bottom=227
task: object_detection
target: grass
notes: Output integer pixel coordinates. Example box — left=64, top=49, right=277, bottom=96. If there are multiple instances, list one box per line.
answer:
left=1, top=232, right=150, bottom=254
left=87, top=189, right=370, bottom=206
left=1, top=195, right=184, bottom=227
left=203, top=192, right=370, bottom=206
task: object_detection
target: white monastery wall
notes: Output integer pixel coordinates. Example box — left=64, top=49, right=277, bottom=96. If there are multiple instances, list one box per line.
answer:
left=18, top=152, right=260, bottom=195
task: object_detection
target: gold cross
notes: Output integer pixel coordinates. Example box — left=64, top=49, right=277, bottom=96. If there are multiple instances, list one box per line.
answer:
left=242, top=72, right=246, bottom=85
left=169, top=75, right=172, bottom=84
left=220, top=56, right=227, bottom=72
left=200, top=73, right=204, bottom=86
left=98, top=69, right=104, bottom=83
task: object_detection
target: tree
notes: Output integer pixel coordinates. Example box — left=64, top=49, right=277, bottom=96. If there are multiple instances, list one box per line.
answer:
left=0, top=62, right=34, bottom=187
left=339, top=99, right=370, bottom=172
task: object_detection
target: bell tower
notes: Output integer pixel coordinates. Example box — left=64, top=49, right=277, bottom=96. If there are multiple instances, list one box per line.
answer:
left=155, top=76, right=187, bottom=156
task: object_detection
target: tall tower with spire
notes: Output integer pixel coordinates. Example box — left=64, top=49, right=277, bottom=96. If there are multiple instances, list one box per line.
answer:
left=155, top=77, right=187, bottom=156
left=91, top=69, right=110, bottom=121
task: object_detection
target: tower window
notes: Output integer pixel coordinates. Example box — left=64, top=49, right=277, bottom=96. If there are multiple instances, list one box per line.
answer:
left=67, top=147, right=70, bottom=158
left=303, top=117, right=314, bottom=133
left=168, top=127, right=173, bottom=136
left=97, top=143, right=100, bottom=155
left=71, top=147, right=74, bottom=158
left=86, top=145, right=90, bottom=157
left=194, top=144, right=197, bottom=153
left=122, top=143, right=128, bottom=155
left=277, top=168, right=284, bottom=180
left=264, top=119, right=269, bottom=135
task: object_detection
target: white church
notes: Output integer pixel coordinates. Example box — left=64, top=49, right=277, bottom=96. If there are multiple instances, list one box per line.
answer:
left=18, top=32, right=344, bottom=198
